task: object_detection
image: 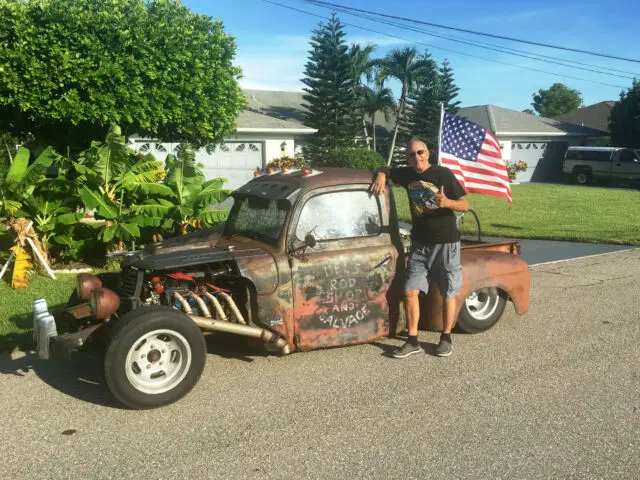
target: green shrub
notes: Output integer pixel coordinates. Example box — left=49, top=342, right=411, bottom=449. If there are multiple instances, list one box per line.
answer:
left=314, top=147, right=385, bottom=170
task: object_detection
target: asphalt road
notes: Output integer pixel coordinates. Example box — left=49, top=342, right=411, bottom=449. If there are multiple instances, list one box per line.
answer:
left=474, top=236, right=635, bottom=266
left=1, top=251, right=638, bottom=479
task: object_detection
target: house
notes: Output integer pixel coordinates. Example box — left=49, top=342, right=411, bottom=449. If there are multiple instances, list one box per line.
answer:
left=554, top=101, right=616, bottom=134
left=459, top=105, right=608, bottom=182
left=131, top=90, right=316, bottom=190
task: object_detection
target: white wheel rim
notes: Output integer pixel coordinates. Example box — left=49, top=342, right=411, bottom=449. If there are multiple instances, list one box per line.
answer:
left=464, top=288, right=500, bottom=322
left=124, top=329, right=192, bottom=395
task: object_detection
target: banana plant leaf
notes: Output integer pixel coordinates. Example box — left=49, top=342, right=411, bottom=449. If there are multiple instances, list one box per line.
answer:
left=79, top=186, right=118, bottom=219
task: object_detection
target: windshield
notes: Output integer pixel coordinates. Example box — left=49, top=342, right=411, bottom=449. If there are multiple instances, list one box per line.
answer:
left=225, top=194, right=290, bottom=243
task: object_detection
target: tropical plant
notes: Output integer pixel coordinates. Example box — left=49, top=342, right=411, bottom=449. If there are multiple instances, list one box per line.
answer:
left=0, top=146, right=57, bottom=221
left=133, top=146, right=230, bottom=236
left=22, top=189, right=80, bottom=261
left=349, top=43, right=377, bottom=148
left=72, top=125, right=169, bottom=251
left=359, top=85, right=395, bottom=152
left=376, top=47, right=433, bottom=165
left=404, top=51, right=441, bottom=153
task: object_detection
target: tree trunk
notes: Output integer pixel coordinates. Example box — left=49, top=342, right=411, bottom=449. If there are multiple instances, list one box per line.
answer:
left=362, top=117, right=370, bottom=149
left=387, top=89, right=406, bottom=166
left=372, top=113, right=377, bottom=152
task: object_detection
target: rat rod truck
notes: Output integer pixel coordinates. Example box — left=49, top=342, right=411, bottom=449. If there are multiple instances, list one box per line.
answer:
left=33, top=167, right=530, bottom=409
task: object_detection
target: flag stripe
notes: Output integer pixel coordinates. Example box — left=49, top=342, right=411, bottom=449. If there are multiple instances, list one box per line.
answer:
left=442, top=166, right=511, bottom=192
left=441, top=156, right=510, bottom=183
left=479, top=147, right=502, bottom=159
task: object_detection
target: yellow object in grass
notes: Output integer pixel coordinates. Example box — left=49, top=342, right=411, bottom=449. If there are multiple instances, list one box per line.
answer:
left=10, top=244, right=33, bottom=289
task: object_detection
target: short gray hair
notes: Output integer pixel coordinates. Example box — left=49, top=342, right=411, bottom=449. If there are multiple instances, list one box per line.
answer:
left=406, top=136, right=428, bottom=152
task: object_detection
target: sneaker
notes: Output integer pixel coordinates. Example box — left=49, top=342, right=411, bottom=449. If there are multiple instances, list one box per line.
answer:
left=392, top=341, right=424, bottom=358
left=435, top=336, right=452, bottom=357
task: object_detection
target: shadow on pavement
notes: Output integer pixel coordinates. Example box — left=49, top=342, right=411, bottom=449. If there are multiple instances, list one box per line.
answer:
left=0, top=350, right=121, bottom=408
left=0, top=333, right=271, bottom=409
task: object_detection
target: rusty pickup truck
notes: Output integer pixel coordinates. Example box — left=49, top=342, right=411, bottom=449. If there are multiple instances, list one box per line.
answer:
left=33, top=167, right=530, bottom=409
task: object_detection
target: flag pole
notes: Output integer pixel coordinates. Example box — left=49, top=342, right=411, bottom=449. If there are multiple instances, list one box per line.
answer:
left=437, top=102, right=445, bottom=165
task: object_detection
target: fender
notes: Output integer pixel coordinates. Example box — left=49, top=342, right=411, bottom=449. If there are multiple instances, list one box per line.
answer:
left=419, top=249, right=530, bottom=331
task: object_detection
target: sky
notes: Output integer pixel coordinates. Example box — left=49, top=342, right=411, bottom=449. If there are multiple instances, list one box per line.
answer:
left=183, top=0, right=640, bottom=112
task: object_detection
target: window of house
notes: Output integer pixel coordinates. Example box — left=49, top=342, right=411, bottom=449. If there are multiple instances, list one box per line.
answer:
left=295, top=190, right=381, bottom=241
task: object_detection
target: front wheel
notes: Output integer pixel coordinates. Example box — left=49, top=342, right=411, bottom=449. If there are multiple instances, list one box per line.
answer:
left=456, top=287, right=507, bottom=333
left=104, top=306, right=206, bottom=409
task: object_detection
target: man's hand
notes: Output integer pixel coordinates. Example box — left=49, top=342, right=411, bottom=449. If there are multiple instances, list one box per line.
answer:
left=370, top=172, right=386, bottom=195
left=435, top=185, right=449, bottom=208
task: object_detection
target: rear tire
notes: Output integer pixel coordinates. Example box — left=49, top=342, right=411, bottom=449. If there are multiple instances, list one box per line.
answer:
left=104, top=306, right=206, bottom=409
left=575, top=171, right=591, bottom=185
left=456, top=287, right=507, bottom=333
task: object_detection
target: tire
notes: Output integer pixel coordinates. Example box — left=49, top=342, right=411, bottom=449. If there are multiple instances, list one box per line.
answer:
left=456, top=287, right=507, bottom=333
left=575, top=171, right=591, bottom=185
left=104, top=306, right=206, bottom=409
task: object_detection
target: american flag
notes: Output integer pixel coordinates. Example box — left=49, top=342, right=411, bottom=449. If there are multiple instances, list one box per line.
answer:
left=439, top=111, right=512, bottom=205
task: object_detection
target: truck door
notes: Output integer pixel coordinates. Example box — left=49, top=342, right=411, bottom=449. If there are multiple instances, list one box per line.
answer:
left=612, top=149, right=640, bottom=181
left=288, top=185, right=397, bottom=350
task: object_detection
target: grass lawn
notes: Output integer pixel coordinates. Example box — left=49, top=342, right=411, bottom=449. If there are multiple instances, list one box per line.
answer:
left=393, top=183, right=640, bottom=245
left=0, top=271, right=76, bottom=353
left=1, top=183, right=639, bottom=353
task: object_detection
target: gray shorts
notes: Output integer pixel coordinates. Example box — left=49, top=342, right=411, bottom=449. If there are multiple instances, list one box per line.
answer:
left=405, top=242, right=462, bottom=298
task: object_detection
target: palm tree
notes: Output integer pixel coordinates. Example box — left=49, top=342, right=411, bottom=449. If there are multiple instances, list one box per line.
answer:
left=360, top=85, right=396, bottom=152
left=349, top=43, right=376, bottom=149
left=376, top=47, right=432, bottom=165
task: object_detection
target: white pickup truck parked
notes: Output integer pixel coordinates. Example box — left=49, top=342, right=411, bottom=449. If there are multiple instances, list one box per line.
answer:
left=562, top=146, right=640, bottom=185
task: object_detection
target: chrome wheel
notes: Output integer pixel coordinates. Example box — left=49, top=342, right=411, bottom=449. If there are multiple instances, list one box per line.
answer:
left=465, top=288, right=501, bottom=321
left=576, top=172, right=588, bottom=184
left=457, top=287, right=507, bottom=333
left=124, top=329, right=192, bottom=395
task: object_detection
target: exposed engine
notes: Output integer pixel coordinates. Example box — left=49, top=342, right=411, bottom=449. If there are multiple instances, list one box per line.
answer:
left=140, top=266, right=249, bottom=325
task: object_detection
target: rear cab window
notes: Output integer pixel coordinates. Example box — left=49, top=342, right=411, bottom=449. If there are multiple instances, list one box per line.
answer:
left=565, top=149, right=613, bottom=161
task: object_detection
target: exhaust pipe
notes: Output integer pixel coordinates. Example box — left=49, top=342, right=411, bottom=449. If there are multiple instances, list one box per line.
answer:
left=202, top=291, right=227, bottom=321
left=187, top=292, right=211, bottom=318
left=216, top=291, right=247, bottom=324
left=173, top=292, right=193, bottom=314
left=189, top=315, right=290, bottom=354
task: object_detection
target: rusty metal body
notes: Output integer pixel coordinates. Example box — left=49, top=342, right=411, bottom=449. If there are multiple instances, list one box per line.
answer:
left=48, top=167, right=530, bottom=357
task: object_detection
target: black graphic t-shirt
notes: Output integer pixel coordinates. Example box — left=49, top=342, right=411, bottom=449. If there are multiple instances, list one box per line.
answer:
left=380, top=165, right=466, bottom=244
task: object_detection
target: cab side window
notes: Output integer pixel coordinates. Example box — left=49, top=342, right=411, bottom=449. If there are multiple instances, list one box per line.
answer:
left=619, top=150, right=640, bottom=163
left=295, top=190, right=381, bottom=241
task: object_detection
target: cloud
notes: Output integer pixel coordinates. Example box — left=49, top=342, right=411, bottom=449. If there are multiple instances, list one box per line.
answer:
left=235, top=54, right=305, bottom=91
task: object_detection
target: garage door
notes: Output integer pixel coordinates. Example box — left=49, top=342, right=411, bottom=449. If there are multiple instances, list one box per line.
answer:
left=134, top=141, right=264, bottom=190
left=199, top=142, right=264, bottom=190
left=511, top=142, right=568, bottom=182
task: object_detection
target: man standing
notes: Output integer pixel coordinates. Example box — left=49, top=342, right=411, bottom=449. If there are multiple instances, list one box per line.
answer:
left=370, top=138, right=469, bottom=357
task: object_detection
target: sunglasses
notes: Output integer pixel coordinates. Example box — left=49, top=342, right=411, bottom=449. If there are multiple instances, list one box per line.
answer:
left=408, top=149, right=426, bottom=157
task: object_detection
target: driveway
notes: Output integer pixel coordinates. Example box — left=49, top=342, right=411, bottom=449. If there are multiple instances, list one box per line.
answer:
left=0, top=250, right=638, bottom=479
left=473, top=235, right=635, bottom=265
